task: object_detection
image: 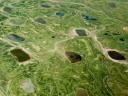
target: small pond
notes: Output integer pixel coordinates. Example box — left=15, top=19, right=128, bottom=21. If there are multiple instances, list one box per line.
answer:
left=108, top=51, right=126, bottom=60
left=82, top=14, right=97, bottom=20
left=10, top=48, right=30, bottom=62
left=108, top=3, right=116, bottom=8
left=120, top=38, right=124, bottom=41
left=56, top=12, right=65, bottom=17
left=34, top=18, right=46, bottom=24
left=65, top=51, right=82, bottom=63
left=3, top=7, right=12, bottom=13
left=8, top=34, right=25, bottom=42
left=104, top=33, right=111, bottom=36
left=10, top=19, right=23, bottom=25
left=75, top=29, right=87, bottom=36
left=41, top=4, right=51, bottom=8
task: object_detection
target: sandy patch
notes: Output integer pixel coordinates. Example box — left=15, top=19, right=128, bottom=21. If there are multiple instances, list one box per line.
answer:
left=125, top=70, right=128, bottom=73
left=123, top=27, right=128, bottom=32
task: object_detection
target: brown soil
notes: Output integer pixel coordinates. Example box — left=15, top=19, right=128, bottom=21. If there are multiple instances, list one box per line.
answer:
left=123, top=27, right=128, bottom=32
left=76, top=88, right=89, bottom=96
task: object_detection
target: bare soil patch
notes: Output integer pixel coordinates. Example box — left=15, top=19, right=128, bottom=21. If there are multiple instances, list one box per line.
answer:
left=123, top=27, right=128, bottom=32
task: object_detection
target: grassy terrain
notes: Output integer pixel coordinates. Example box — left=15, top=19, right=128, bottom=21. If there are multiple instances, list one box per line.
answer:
left=0, top=0, right=128, bottom=96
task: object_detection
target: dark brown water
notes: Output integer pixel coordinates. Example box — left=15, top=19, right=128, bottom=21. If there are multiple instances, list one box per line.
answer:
left=10, top=49, right=30, bottom=62
left=108, top=51, right=126, bottom=60
left=65, top=51, right=82, bottom=63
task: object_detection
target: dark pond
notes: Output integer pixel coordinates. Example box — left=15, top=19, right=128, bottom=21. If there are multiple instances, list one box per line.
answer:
left=56, top=12, right=65, bottom=17
left=34, top=18, right=46, bottom=24
left=3, top=7, right=12, bottom=13
left=10, top=48, right=30, bottom=62
left=8, top=34, right=25, bottom=42
left=41, top=4, right=51, bottom=8
left=82, top=14, right=97, bottom=20
left=108, top=51, right=126, bottom=60
left=10, top=19, right=23, bottom=25
left=76, top=88, right=88, bottom=96
left=65, top=51, right=82, bottom=63
left=75, top=29, right=87, bottom=36
left=108, top=3, right=116, bottom=8
left=120, top=38, right=124, bottom=41
left=51, top=36, right=55, bottom=38
left=104, top=33, right=111, bottom=36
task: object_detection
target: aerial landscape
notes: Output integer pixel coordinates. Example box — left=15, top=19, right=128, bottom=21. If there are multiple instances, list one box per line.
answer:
left=0, top=0, right=128, bottom=96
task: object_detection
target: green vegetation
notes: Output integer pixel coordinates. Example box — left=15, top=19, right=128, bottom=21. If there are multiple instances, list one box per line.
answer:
left=0, top=0, right=128, bottom=96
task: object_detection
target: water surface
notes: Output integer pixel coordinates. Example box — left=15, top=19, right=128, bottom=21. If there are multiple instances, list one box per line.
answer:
left=10, top=49, right=30, bottom=62
left=56, top=12, right=65, bottom=17
left=8, top=34, right=25, bottom=42
left=76, top=29, right=87, bottom=36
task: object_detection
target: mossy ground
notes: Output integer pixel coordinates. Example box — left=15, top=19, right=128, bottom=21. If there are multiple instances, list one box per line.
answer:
left=0, top=0, right=128, bottom=96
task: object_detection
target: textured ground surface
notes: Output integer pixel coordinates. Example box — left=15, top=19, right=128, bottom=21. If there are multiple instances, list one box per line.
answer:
left=0, top=0, right=128, bottom=96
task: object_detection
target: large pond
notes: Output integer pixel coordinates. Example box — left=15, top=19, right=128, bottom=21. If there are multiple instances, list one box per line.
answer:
left=75, top=29, right=87, bottom=36
left=10, top=48, right=31, bottom=62
left=65, top=51, right=82, bottom=63
left=8, top=34, right=25, bottom=42
left=108, top=51, right=126, bottom=60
